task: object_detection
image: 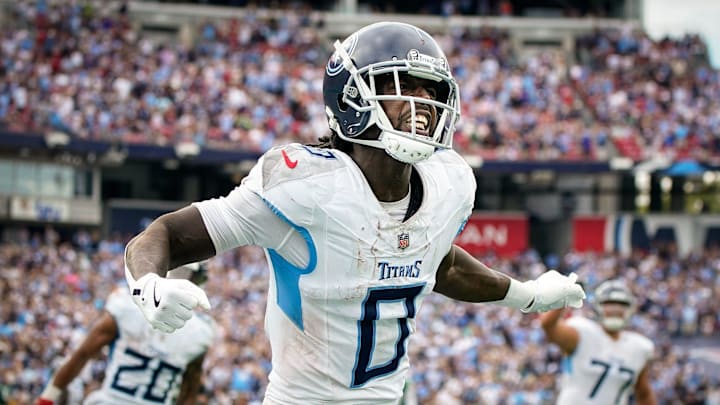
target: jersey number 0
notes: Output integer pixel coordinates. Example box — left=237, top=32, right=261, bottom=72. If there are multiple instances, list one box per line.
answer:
left=351, top=283, right=425, bottom=388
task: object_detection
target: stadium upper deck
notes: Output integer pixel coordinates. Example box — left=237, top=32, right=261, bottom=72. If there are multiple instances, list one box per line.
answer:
left=0, top=0, right=717, bottom=168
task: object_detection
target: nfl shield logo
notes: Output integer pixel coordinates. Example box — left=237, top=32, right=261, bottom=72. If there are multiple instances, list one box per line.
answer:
left=398, top=233, right=410, bottom=250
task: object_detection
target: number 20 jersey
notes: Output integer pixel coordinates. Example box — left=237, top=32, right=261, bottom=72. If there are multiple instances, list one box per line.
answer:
left=93, top=288, right=215, bottom=405
left=557, top=316, right=654, bottom=405
left=195, top=144, right=475, bottom=404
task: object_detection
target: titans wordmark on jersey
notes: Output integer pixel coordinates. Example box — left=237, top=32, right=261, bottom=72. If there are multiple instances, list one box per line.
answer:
left=197, top=143, right=475, bottom=404
left=87, top=288, right=215, bottom=405
left=557, top=317, right=654, bottom=405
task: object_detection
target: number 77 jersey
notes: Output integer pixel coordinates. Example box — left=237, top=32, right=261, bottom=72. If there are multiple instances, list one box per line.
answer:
left=557, top=317, right=654, bottom=405
left=241, top=144, right=475, bottom=404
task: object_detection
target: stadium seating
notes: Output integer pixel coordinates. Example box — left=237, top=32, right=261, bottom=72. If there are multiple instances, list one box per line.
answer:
left=1, top=2, right=718, bottom=164
left=1, top=2, right=719, bottom=404
left=0, top=227, right=716, bottom=403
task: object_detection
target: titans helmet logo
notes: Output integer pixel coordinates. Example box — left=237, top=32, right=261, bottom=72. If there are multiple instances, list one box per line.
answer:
left=326, top=34, right=358, bottom=76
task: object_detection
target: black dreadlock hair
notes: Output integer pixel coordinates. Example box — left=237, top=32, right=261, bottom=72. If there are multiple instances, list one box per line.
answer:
left=310, top=130, right=354, bottom=155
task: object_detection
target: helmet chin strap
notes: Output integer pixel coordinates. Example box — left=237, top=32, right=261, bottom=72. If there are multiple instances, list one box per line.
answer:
left=380, top=131, right=435, bottom=163
left=334, top=125, right=434, bottom=164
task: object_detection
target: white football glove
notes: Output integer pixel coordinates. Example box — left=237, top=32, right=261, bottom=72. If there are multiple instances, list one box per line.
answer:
left=522, top=270, right=586, bottom=313
left=126, top=271, right=211, bottom=333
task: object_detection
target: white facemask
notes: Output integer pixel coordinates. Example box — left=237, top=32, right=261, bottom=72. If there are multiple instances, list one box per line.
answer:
left=601, top=316, right=626, bottom=331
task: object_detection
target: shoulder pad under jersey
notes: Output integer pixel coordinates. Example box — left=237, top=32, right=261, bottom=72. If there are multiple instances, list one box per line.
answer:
left=427, top=149, right=474, bottom=180
left=104, top=287, right=139, bottom=322
left=628, top=330, right=655, bottom=359
left=260, top=143, right=345, bottom=191
left=420, top=149, right=476, bottom=204
left=181, top=312, right=217, bottom=348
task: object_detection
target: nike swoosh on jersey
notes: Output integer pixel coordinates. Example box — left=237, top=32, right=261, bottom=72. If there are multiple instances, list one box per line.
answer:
left=281, top=149, right=298, bottom=169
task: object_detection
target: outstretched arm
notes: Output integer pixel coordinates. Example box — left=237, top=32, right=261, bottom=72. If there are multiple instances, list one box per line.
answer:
left=434, top=244, right=585, bottom=312
left=634, top=364, right=657, bottom=405
left=176, top=353, right=206, bottom=405
left=539, top=308, right=579, bottom=354
left=36, top=312, right=118, bottom=404
left=125, top=205, right=215, bottom=280
left=124, top=206, right=215, bottom=333
left=433, top=244, right=512, bottom=302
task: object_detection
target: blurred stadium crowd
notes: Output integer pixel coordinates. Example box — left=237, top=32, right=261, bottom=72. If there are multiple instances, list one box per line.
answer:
left=1, top=1, right=719, bottom=162
left=2, top=1, right=720, bottom=404
left=0, top=228, right=718, bottom=404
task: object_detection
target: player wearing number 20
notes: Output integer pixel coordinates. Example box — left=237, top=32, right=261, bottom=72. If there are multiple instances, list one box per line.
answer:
left=540, top=279, right=656, bottom=405
left=36, top=263, right=215, bottom=405
left=123, top=22, right=586, bottom=404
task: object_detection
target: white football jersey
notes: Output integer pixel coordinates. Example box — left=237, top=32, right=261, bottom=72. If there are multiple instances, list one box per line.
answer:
left=556, top=316, right=654, bottom=405
left=194, top=143, right=475, bottom=404
left=90, top=288, right=215, bottom=405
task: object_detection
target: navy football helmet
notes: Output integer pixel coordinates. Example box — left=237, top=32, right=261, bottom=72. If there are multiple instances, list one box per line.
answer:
left=323, top=22, right=461, bottom=163
left=593, top=279, right=636, bottom=331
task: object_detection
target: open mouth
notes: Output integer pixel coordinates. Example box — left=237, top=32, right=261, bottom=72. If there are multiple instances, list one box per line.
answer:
left=401, top=111, right=432, bottom=136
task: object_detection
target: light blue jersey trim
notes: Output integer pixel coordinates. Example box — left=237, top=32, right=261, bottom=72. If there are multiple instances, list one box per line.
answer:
left=108, top=336, right=117, bottom=361
left=456, top=217, right=469, bottom=237
left=258, top=194, right=317, bottom=331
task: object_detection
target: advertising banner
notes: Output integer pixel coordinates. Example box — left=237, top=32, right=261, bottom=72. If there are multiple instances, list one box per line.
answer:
left=572, top=214, right=720, bottom=255
left=455, top=214, right=528, bottom=257
left=10, top=196, right=69, bottom=222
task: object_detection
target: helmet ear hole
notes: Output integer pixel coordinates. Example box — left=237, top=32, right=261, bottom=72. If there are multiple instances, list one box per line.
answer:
left=337, top=94, right=349, bottom=112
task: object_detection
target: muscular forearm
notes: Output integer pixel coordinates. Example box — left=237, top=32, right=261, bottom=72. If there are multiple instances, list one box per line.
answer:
left=435, top=245, right=585, bottom=314
left=123, top=207, right=213, bottom=334
left=125, top=221, right=173, bottom=279
left=125, top=207, right=215, bottom=279
left=634, top=366, right=657, bottom=405
left=635, top=394, right=657, bottom=405
left=177, top=394, right=200, bottom=405
left=51, top=354, right=89, bottom=389
left=47, top=313, right=116, bottom=393
left=434, top=245, right=512, bottom=302
left=438, top=266, right=510, bottom=302
left=176, top=373, right=202, bottom=405
left=177, top=356, right=205, bottom=405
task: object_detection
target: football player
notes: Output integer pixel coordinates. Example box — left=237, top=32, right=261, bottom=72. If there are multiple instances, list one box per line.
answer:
left=123, top=22, right=586, bottom=404
left=37, top=263, right=215, bottom=405
left=540, top=279, right=656, bottom=405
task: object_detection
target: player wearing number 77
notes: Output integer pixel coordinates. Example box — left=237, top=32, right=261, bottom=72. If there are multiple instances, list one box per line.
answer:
left=36, top=263, right=215, bottom=405
left=540, top=279, right=656, bottom=405
left=123, top=21, right=585, bottom=404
